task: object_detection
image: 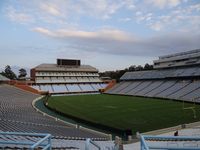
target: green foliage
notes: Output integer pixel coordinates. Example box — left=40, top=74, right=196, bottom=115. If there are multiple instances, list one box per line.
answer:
left=99, top=69, right=128, bottom=82
left=1, top=65, right=17, bottom=80
left=18, top=68, right=27, bottom=79
left=48, top=94, right=200, bottom=134
left=99, top=63, right=153, bottom=81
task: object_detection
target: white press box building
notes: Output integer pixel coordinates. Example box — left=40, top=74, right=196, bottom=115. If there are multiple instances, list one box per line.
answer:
left=154, top=49, right=200, bottom=69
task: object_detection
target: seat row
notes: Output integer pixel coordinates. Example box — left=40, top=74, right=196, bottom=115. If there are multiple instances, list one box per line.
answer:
left=106, top=80, right=200, bottom=103
left=35, top=72, right=99, bottom=77
left=0, top=85, right=108, bottom=140
left=35, top=76, right=102, bottom=83
left=32, top=83, right=107, bottom=93
left=121, top=67, right=200, bottom=80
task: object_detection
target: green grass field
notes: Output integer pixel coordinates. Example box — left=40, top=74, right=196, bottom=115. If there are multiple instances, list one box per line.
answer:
left=47, top=94, right=200, bottom=134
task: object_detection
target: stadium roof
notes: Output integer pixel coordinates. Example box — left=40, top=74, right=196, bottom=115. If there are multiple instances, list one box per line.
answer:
left=0, top=74, right=9, bottom=81
left=159, top=49, right=200, bottom=59
left=33, top=64, right=98, bottom=72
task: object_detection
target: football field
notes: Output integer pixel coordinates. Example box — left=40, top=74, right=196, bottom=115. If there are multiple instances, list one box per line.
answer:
left=47, top=94, right=200, bottom=134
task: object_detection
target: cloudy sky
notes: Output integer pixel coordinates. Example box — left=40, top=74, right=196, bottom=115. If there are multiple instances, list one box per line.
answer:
left=0, top=0, right=200, bottom=72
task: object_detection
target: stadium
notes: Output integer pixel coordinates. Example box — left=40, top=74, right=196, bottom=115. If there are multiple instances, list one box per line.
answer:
left=1, top=49, right=200, bottom=149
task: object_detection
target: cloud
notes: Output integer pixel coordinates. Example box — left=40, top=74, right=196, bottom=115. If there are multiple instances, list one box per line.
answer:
left=148, top=0, right=182, bottom=9
left=32, top=27, right=200, bottom=57
left=2, top=0, right=199, bottom=71
left=4, top=0, right=199, bottom=33
left=39, top=2, right=62, bottom=16
left=4, top=0, right=200, bottom=55
left=135, top=12, right=153, bottom=23
left=5, top=6, right=34, bottom=24
left=134, top=2, right=200, bottom=32
left=72, top=0, right=126, bottom=19
left=33, top=27, right=54, bottom=36
left=3, top=0, right=132, bottom=28
left=118, top=17, right=131, bottom=22
left=33, top=27, right=134, bottom=42
left=149, top=22, right=163, bottom=31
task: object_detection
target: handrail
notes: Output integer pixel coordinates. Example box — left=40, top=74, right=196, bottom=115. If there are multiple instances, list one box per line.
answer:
left=0, top=132, right=49, bottom=136
left=140, top=135, right=200, bottom=150
left=30, top=134, right=51, bottom=150
left=140, top=135, right=149, bottom=150
left=85, top=138, right=101, bottom=150
left=143, top=135, right=200, bottom=141
left=0, top=132, right=52, bottom=150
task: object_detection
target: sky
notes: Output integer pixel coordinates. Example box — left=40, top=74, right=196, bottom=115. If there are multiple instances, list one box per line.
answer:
left=0, top=0, right=200, bottom=73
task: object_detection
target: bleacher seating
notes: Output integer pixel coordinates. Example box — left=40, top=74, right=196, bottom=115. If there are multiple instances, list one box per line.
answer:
left=155, top=81, right=190, bottom=98
left=120, top=66, right=200, bottom=80
left=136, top=81, right=164, bottom=96
left=34, top=75, right=106, bottom=93
left=126, top=81, right=153, bottom=95
left=34, top=76, right=106, bottom=84
left=110, top=82, right=133, bottom=94
left=35, top=71, right=100, bottom=77
left=119, top=81, right=142, bottom=94
left=181, top=85, right=200, bottom=102
left=106, top=49, right=200, bottom=103
left=0, top=85, right=113, bottom=149
left=32, top=83, right=106, bottom=93
left=146, top=80, right=177, bottom=97
left=66, top=84, right=82, bottom=92
left=106, top=78, right=200, bottom=103
left=31, top=60, right=107, bottom=94
left=31, top=85, right=40, bottom=91
left=52, top=84, right=67, bottom=93
left=79, top=84, right=95, bottom=91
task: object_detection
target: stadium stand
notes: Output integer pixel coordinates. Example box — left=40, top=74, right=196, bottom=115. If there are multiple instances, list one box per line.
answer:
left=0, top=84, right=114, bottom=149
left=154, top=49, right=200, bottom=69
left=106, top=49, right=200, bottom=103
left=2, top=50, right=200, bottom=150
left=30, top=59, right=106, bottom=94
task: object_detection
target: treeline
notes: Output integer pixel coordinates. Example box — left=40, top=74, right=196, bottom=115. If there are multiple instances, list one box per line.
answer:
left=99, top=63, right=153, bottom=82
left=0, top=65, right=27, bottom=80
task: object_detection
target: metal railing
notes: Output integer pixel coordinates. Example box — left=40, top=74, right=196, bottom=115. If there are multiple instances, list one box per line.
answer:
left=85, top=138, right=119, bottom=150
left=0, top=132, right=51, bottom=150
left=140, top=135, right=200, bottom=150
left=85, top=138, right=101, bottom=150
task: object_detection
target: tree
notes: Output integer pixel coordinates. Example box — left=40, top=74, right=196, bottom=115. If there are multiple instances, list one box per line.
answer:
left=99, top=63, right=154, bottom=81
left=1, top=65, right=17, bottom=80
left=135, top=65, right=143, bottom=71
left=128, top=65, right=136, bottom=71
left=144, top=63, right=153, bottom=70
left=18, top=68, right=27, bottom=79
